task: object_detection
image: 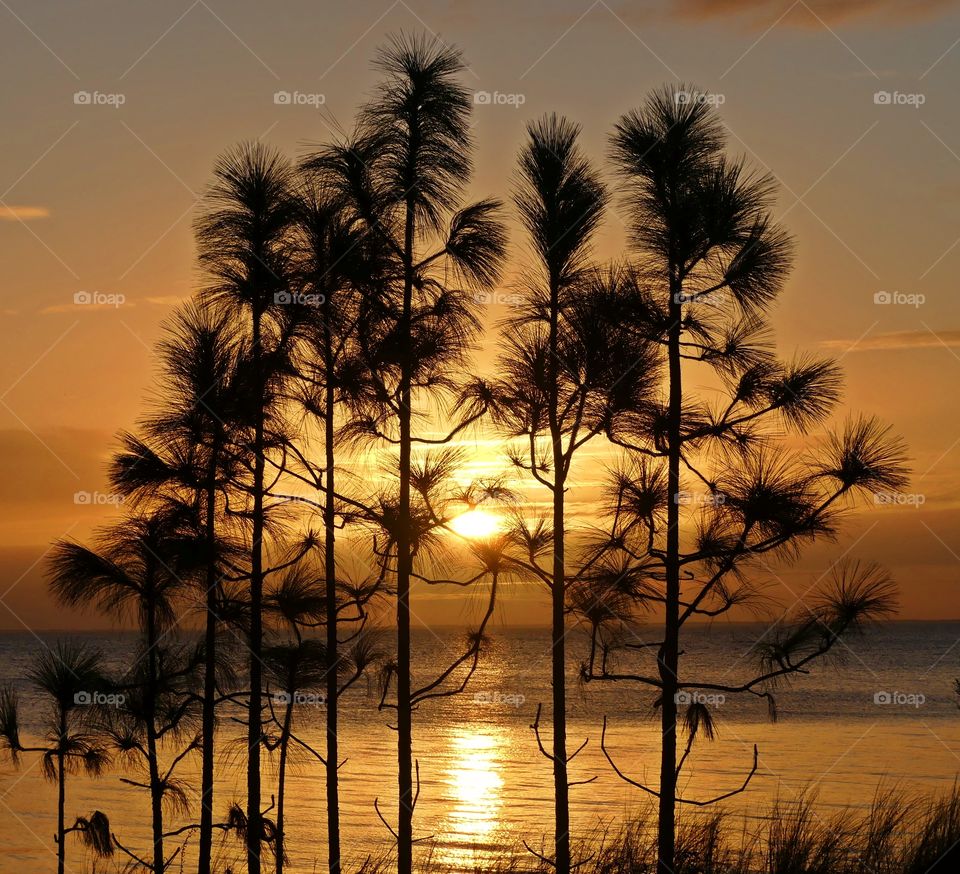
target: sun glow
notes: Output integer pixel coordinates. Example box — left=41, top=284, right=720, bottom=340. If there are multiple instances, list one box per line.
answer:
left=449, top=508, right=502, bottom=539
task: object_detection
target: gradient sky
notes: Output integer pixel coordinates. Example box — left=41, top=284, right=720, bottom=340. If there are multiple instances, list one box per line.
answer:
left=2, top=0, right=959, bottom=629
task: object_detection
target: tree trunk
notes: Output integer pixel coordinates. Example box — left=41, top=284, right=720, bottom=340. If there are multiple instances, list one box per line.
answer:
left=548, top=273, right=570, bottom=874
left=248, top=309, right=266, bottom=874
left=147, top=723, right=164, bottom=874
left=323, top=313, right=342, bottom=874
left=198, top=453, right=219, bottom=874
left=56, top=723, right=66, bottom=874
left=658, top=273, right=683, bottom=874
left=275, top=699, right=293, bottom=874
left=396, top=190, right=416, bottom=874
left=146, top=596, right=164, bottom=874
left=551, top=489, right=570, bottom=874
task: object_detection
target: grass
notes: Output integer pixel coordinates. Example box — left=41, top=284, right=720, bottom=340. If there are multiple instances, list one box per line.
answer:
left=76, top=783, right=960, bottom=872
left=346, top=783, right=960, bottom=873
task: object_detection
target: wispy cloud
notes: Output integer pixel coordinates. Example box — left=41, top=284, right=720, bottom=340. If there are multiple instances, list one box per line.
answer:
left=0, top=205, right=50, bottom=221
left=38, top=295, right=182, bottom=315
left=670, top=0, right=957, bottom=28
left=38, top=304, right=127, bottom=315
left=822, top=330, right=960, bottom=351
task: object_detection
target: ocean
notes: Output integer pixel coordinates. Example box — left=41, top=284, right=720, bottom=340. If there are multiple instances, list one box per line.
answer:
left=1, top=621, right=958, bottom=872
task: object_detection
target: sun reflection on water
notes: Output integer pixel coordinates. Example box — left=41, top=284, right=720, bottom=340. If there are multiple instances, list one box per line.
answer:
left=439, top=729, right=505, bottom=867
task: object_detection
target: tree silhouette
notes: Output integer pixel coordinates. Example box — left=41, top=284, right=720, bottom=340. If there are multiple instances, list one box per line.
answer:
left=6, top=41, right=926, bottom=874
left=488, top=115, right=657, bottom=874
left=194, top=142, right=301, bottom=874
left=263, top=634, right=327, bottom=874
left=260, top=564, right=375, bottom=874
left=314, top=33, right=506, bottom=874
left=0, top=642, right=113, bottom=874
left=47, top=510, right=201, bottom=873
left=109, top=299, right=243, bottom=874
left=571, top=84, right=910, bottom=873
left=99, top=641, right=203, bottom=871
left=279, top=169, right=382, bottom=874
left=262, top=567, right=329, bottom=874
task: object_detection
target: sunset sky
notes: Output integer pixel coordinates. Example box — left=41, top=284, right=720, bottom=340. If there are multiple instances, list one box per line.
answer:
left=1, top=0, right=959, bottom=628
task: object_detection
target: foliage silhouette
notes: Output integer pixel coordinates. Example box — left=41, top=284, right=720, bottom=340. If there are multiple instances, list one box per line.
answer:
left=0, top=642, right=112, bottom=874
left=566, top=83, right=909, bottom=874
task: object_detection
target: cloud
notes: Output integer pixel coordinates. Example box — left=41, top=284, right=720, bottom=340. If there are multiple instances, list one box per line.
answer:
left=39, top=302, right=132, bottom=314
left=0, top=205, right=50, bottom=221
left=430, top=0, right=955, bottom=40
left=39, top=294, right=184, bottom=315
left=821, top=330, right=960, bottom=351
left=40, top=290, right=131, bottom=314
left=669, top=0, right=958, bottom=27
left=144, top=295, right=186, bottom=306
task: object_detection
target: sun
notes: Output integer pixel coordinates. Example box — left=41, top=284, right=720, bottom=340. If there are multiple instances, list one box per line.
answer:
left=449, top=508, right=502, bottom=539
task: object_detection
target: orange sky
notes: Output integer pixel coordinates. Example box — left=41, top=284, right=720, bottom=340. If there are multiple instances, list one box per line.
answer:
left=1, top=0, right=959, bottom=628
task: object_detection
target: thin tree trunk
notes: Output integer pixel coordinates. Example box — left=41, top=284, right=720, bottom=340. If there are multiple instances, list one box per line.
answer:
left=548, top=272, right=570, bottom=874
left=147, top=723, right=164, bottom=874
left=56, top=720, right=66, bottom=874
left=396, top=191, right=416, bottom=874
left=658, top=272, right=683, bottom=874
left=146, top=598, right=164, bottom=874
left=248, top=309, right=266, bottom=874
left=323, top=305, right=342, bottom=874
left=198, top=452, right=219, bottom=874
left=275, top=700, right=293, bottom=874
left=551, top=490, right=570, bottom=874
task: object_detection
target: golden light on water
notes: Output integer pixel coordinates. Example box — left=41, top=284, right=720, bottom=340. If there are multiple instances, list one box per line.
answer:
left=440, top=730, right=505, bottom=865
left=449, top=508, right=502, bottom=539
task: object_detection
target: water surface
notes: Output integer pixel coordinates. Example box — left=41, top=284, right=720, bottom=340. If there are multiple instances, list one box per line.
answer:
left=1, top=621, right=958, bottom=871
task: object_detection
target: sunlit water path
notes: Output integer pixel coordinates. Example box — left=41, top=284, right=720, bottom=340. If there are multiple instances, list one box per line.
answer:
left=2, top=622, right=959, bottom=872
